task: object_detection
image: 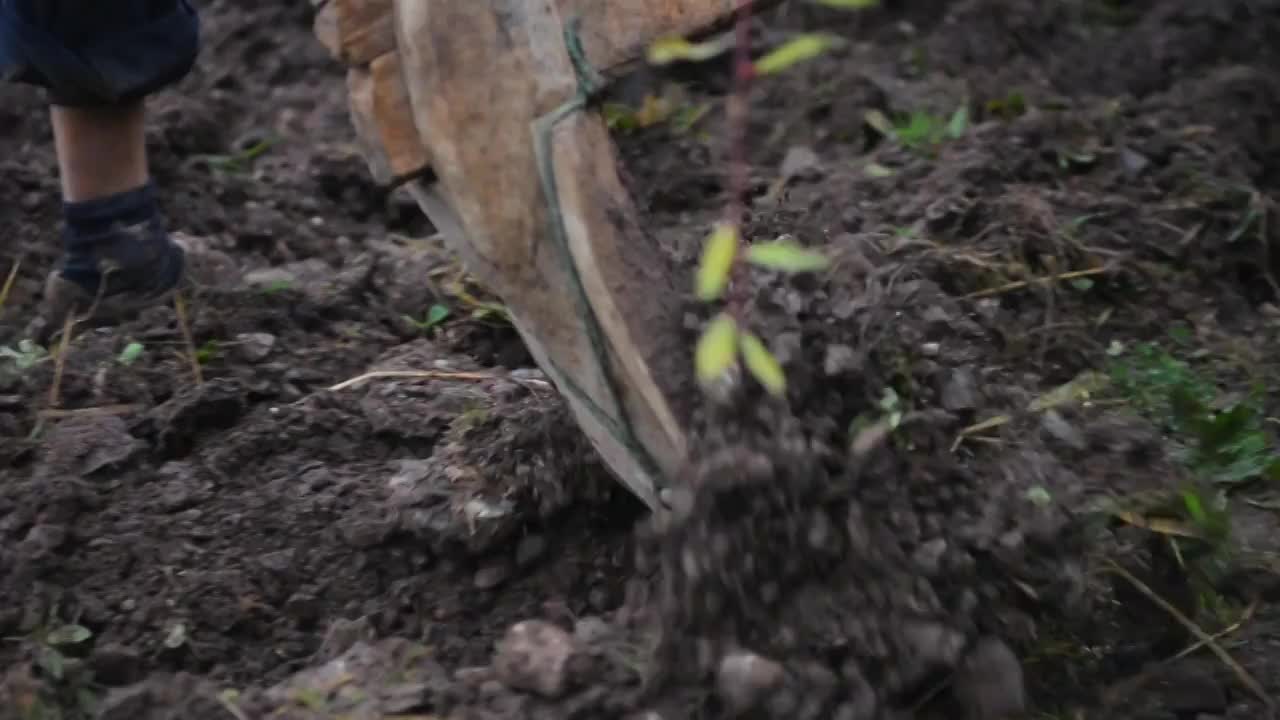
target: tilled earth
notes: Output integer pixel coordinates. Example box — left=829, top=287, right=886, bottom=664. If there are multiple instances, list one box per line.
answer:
left=3, top=1, right=1280, bottom=719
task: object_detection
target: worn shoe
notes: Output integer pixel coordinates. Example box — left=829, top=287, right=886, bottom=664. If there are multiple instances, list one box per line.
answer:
left=28, top=184, right=237, bottom=345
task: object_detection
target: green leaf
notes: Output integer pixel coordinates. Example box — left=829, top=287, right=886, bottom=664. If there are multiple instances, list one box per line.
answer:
left=1181, top=489, right=1207, bottom=524
left=647, top=34, right=733, bottom=65
left=695, top=314, right=738, bottom=385
left=194, top=340, right=219, bottom=365
left=37, top=647, right=64, bottom=680
left=746, top=237, right=829, bottom=273
left=1025, top=486, right=1052, bottom=507
left=863, top=109, right=895, bottom=137
left=754, top=34, right=843, bottom=76
left=426, top=304, right=451, bottom=327
left=695, top=223, right=739, bottom=301
left=863, top=162, right=895, bottom=178
left=739, top=332, right=786, bottom=395
left=118, top=341, right=145, bottom=366
left=807, top=0, right=879, bottom=7
left=46, top=624, right=92, bottom=646
left=946, top=105, right=969, bottom=139
left=603, top=102, right=639, bottom=131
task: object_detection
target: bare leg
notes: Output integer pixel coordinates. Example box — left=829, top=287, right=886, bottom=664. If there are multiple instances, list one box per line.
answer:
left=50, top=101, right=149, bottom=203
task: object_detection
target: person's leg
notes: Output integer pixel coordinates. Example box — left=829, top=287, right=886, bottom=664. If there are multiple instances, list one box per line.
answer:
left=0, top=0, right=236, bottom=340
left=51, top=102, right=149, bottom=202
left=43, top=97, right=187, bottom=333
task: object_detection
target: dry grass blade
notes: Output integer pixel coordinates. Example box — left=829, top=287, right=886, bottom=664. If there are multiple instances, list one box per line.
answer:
left=952, top=371, right=1107, bottom=450
left=1105, top=560, right=1274, bottom=711
left=1109, top=510, right=1203, bottom=539
left=1169, top=599, right=1258, bottom=663
left=951, top=413, right=1010, bottom=451
left=37, top=404, right=145, bottom=420
left=328, top=369, right=514, bottom=392
left=216, top=690, right=250, bottom=720
left=47, top=312, right=74, bottom=408
left=0, top=255, right=21, bottom=315
left=963, top=266, right=1108, bottom=299
left=1103, top=600, right=1260, bottom=706
left=173, top=292, right=203, bottom=385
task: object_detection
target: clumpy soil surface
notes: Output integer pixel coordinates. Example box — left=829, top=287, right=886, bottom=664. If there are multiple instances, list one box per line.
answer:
left=4, top=1, right=1280, bottom=719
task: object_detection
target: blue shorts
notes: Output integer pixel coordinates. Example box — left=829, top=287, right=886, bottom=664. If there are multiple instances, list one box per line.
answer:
left=0, top=0, right=200, bottom=106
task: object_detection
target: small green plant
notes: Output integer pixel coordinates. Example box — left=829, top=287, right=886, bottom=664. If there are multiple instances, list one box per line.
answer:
left=34, top=623, right=92, bottom=681
left=192, top=136, right=277, bottom=175
left=117, top=341, right=145, bottom=366
left=1109, top=339, right=1280, bottom=486
left=602, top=93, right=711, bottom=135
left=0, top=339, right=48, bottom=371
left=866, top=105, right=968, bottom=152
left=404, top=303, right=452, bottom=332
left=650, top=0, right=876, bottom=396
left=3, top=614, right=92, bottom=686
left=691, top=221, right=830, bottom=397
left=261, top=278, right=294, bottom=295
left=984, top=90, right=1027, bottom=121
left=194, top=339, right=221, bottom=365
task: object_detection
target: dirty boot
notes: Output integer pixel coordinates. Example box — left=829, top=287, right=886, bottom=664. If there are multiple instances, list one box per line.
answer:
left=28, top=182, right=237, bottom=344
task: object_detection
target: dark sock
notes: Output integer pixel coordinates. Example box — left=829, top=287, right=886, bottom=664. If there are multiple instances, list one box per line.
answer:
left=59, top=182, right=183, bottom=295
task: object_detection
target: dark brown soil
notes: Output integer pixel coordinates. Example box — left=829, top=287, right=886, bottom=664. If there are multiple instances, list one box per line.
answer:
left=4, top=1, right=1280, bottom=719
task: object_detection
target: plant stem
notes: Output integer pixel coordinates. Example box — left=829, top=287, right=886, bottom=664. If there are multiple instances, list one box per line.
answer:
left=724, top=0, right=754, bottom=320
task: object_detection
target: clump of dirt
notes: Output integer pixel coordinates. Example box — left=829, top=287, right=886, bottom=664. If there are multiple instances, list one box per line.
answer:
left=636, top=399, right=1058, bottom=719
left=4, top=0, right=1280, bottom=719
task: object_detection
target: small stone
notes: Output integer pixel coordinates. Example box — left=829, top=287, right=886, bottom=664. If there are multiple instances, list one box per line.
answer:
left=494, top=620, right=577, bottom=698
left=953, top=637, right=1026, bottom=720
left=840, top=208, right=863, bottom=232
left=1041, top=410, right=1085, bottom=450
left=823, top=344, right=859, bottom=376
left=235, top=332, right=277, bottom=362
left=940, top=366, right=980, bottom=411
left=387, top=459, right=433, bottom=493
left=922, top=304, right=952, bottom=329
left=474, top=560, right=513, bottom=590
left=1120, top=146, right=1151, bottom=176
left=911, top=538, right=948, bottom=575
left=717, top=651, right=785, bottom=714
left=159, top=480, right=199, bottom=512
left=573, top=617, right=611, bottom=645
left=772, top=331, right=804, bottom=366
left=515, top=535, right=547, bottom=567
left=479, top=679, right=507, bottom=699
left=316, top=617, right=377, bottom=661
left=899, top=620, right=967, bottom=668
left=780, top=145, right=822, bottom=180
left=920, top=342, right=940, bottom=357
